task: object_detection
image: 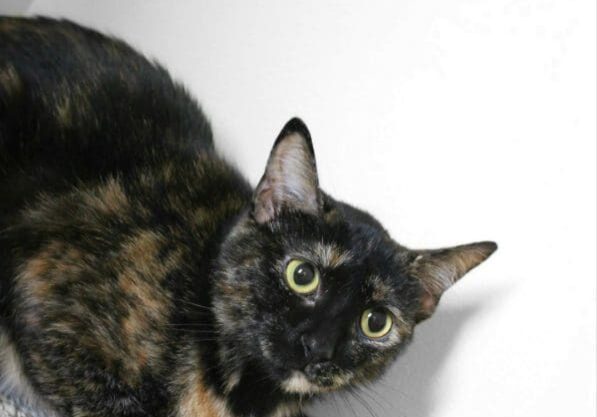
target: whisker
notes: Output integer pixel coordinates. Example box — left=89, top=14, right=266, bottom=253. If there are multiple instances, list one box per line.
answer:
left=164, top=323, right=215, bottom=328
left=377, top=378, right=412, bottom=401
left=339, top=391, right=359, bottom=417
left=327, top=392, right=343, bottom=417
left=347, top=387, right=379, bottom=417
left=178, top=299, right=213, bottom=311
left=166, top=328, right=220, bottom=334
left=358, top=385, right=388, bottom=414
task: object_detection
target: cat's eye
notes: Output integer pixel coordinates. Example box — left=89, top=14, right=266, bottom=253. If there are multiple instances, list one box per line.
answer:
left=285, top=259, right=320, bottom=295
left=360, top=308, right=393, bottom=339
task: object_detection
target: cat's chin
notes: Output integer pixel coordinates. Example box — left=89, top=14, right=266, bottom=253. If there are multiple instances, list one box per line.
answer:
left=280, top=370, right=328, bottom=395
left=279, top=365, right=354, bottom=395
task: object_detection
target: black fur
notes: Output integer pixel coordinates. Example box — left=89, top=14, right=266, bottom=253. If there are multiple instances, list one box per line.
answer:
left=0, top=17, right=496, bottom=417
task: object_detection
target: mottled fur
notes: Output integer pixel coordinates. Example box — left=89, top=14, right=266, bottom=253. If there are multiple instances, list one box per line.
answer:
left=0, top=17, right=496, bottom=417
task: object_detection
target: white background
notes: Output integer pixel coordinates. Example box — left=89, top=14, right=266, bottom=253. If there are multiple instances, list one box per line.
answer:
left=1, top=1, right=595, bottom=417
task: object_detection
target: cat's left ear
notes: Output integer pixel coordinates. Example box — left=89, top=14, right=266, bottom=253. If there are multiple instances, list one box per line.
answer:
left=409, top=241, right=497, bottom=322
left=252, top=118, right=322, bottom=223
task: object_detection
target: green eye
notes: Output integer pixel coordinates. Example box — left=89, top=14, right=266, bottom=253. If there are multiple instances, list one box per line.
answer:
left=360, top=308, right=393, bottom=339
left=285, top=259, right=320, bottom=295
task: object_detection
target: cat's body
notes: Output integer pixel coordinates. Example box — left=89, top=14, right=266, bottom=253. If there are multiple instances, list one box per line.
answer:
left=0, top=16, right=263, bottom=417
left=0, top=17, right=496, bottom=417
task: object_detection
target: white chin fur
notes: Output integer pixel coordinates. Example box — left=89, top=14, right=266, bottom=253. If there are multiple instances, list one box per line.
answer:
left=280, top=371, right=322, bottom=395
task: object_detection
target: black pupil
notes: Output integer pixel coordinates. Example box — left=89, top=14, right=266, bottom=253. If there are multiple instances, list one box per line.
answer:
left=368, top=309, right=388, bottom=333
left=294, top=263, right=314, bottom=285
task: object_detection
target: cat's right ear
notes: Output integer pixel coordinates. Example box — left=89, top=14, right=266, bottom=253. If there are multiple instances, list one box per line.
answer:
left=252, top=118, right=322, bottom=224
left=408, top=241, right=497, bottom=322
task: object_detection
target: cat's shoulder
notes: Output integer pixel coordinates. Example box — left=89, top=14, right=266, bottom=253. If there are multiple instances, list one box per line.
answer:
left=0, top=16, right=214, bottom=177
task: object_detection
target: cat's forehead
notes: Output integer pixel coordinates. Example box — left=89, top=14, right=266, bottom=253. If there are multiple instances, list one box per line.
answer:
left=281, top=241, right=355, bottom=269
left=271, top=201, right=402, bottom=268
left=277, top=224, right=405, bottom=290
left=275, top=217, right=386, bottom=265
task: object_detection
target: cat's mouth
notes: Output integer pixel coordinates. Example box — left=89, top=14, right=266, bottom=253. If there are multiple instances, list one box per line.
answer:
left=280, top=362, right=353, bottom=394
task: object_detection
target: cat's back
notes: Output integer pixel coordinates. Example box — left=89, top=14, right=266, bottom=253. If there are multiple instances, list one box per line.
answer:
left=0, top=16, right=213, bottom=183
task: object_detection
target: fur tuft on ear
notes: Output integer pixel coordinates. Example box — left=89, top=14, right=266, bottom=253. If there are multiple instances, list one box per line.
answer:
left=252, top=118, right=321, bottom=223
left=409, top=241, right=497, bottom=321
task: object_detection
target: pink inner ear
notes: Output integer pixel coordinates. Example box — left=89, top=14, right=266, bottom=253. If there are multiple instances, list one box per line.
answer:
left=253, top=181, right=276, bottom=223
left=417, top=289, right=438, bottom=322
left=252, top=131, right=321, bottom=223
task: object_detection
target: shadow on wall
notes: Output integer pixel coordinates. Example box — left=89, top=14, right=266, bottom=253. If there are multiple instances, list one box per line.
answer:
left=0, top=1, right=35, bottom=15
left=308, top=302, right=486, bottom=417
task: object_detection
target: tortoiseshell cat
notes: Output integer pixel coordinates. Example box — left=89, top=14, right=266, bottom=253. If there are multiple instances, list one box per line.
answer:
left=0, top=17, right=496, bottom=417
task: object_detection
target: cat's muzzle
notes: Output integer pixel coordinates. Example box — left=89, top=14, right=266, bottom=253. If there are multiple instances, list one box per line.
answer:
left=304, top=361, right=341, bottom=387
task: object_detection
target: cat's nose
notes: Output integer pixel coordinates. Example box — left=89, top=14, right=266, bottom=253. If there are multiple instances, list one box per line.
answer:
left=300, top=333, right=335, bottom=364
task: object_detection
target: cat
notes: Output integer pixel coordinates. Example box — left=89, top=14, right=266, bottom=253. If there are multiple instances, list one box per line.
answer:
left=0, top=17, right=496, bottom=417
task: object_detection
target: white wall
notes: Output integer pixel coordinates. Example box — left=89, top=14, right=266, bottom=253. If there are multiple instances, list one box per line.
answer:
left=3, top=1, right=595, bottom=416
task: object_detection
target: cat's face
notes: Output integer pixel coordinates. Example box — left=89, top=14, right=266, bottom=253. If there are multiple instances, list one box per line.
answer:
left=213, top=118, right=496, bottom=395
left=215, top=203, right=419, bottom=394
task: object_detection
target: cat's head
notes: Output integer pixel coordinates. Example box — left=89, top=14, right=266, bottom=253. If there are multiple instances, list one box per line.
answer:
left=213, top=118, right=496, bottom=395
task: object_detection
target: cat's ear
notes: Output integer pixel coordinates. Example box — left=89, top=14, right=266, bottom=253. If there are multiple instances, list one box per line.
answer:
left=409, top=241, right=497, bottom=322
left=252, top=118, right=322, bottom=223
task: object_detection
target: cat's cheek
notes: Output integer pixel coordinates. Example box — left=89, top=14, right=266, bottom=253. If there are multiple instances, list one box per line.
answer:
left=329, top=369, right=356, bottom=390
left=341, top=338, right=397, bottom=384
left=213, top=281, right=259, bottom=332
left=259, top=321, right=300, bottom=370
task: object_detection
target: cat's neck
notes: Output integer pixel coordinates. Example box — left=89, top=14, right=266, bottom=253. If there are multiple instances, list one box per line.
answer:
left=170, top=213, right=308, bottom=417
left=173, top=342, right=305, bottom=417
